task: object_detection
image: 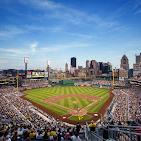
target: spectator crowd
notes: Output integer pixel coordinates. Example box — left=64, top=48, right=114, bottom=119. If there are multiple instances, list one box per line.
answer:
left=111, top=88, right=141, bottom=124
left=0, top=79, right=141, bottom=141
left=0, top=85, right=86, bottom=141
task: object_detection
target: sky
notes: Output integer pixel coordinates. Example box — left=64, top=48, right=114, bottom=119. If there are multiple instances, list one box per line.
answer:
left=0, top=0, right=141, bottom=70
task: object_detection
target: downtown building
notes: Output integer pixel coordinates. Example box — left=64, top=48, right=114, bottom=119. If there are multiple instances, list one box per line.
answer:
left=86, top=60, right=112, bottom=79
left=99, top=62, right=112, bottom=76
left=65, top=63, right=70, bottom=78
left=77, top=66, right=87, bottom=78
left=133, top=53, right=141, bottom=76
left=70, top=57, right=77, bottom=76
left=120, top=55, right=129, bottom=70
left=118, top=55, right=129, bottom=80
left=89, top=60, right=99, bottom=77
left=86, top=60, right=90, bottom=77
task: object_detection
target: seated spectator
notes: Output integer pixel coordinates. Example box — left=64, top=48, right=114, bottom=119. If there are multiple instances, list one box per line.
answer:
left=89, top=121, right=96, bottom=132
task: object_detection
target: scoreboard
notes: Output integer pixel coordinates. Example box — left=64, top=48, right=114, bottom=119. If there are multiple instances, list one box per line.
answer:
left=27, top=70, right=48, bottom=78
left=32, top=71, right=45, bottom=78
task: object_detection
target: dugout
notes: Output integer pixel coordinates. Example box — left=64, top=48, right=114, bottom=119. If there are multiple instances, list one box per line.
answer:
left=59, top=80, right=74, bottom=86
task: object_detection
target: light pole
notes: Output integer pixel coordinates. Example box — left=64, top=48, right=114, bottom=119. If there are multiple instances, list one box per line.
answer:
left=24, top=57, right=29, bottom=79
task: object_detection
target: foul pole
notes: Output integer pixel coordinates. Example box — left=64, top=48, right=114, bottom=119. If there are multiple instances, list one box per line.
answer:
left=47, top=60, right=50, bottom=81
left=112, top=68, right=115, bottom=89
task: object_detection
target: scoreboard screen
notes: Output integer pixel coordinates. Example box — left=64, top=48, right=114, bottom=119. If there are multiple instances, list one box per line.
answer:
left=27, top=70, right=48, bottom=78
left=32, top=71, right=45, bottom=78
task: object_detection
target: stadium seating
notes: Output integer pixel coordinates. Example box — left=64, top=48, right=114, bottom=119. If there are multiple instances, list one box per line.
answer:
left=0, top=80, right=141, bottom=141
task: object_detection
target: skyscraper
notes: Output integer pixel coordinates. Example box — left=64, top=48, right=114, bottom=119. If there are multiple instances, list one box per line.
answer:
left=86, top=60, right=90, bottom=68
left=99, top=62, right=112, bottom=74
left=71, top=57, right=76, bottom=68
left=90, top=60, right=97, bottom=69
left=133, top=53, right=141, bottom=76
left=65, top=63, right=69, bottom=72
left=89, top=60, right=99, bottom=76
left=70, top=57, right=76, bottom=76
left=135, top=53, right=141, bottom=64
left=120, top=55, right=129, bottom=70
left=86, top=60, right=90, bottom=77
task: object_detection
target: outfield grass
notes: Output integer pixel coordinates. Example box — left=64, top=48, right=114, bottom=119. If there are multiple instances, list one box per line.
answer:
left=24, top=86, right=110, bottom=122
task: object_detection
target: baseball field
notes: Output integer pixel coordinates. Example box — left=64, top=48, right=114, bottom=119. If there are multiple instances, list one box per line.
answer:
left=23, top=86, right=112, bottom=123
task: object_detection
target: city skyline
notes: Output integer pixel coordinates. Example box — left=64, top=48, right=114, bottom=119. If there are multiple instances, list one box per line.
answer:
left=0, top=0, right=141, bottom=70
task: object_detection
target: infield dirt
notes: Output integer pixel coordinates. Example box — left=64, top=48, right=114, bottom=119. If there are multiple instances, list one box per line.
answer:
left=22, top=89, right=114, bottom=124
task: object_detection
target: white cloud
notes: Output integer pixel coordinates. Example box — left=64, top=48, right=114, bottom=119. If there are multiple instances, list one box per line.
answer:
left=0, top=48, right=23, bottom=54
left=30, top=42, right=38, bottom=52
left=133, top=0, right=141, bottom=14
left=41, top=42, right=92, bottom=52
left=0, top=26, right=26, bottom=37
left=0, top=41, right=92, bottom=58
left=0, top=41, right=92, bottom=69
left=134, top=9, right=141, bottom=14
left=0, top=0, right=126, bottom=40
left=19, top=0, right=62, bottom=10
left=18, top=0, right=120, bottom=29
left=0, top=42, right=39, bottom=56
left=0, top=25, right=47, bottom=38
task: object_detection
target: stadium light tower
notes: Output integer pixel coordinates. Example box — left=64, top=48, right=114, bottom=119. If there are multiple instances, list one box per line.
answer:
left=24, top=57, right=29, bottom=79
left=46, top=60, right=50, bottom=81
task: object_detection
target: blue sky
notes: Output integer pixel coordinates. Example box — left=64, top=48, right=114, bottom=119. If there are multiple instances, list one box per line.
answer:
left=0, top=0, right=141, bottom=70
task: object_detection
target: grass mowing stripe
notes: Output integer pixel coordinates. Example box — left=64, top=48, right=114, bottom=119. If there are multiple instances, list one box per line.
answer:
left=63, top=98, right=69, bottom=107
left=78, top=98, right=89, bottom=107
left=24, top=86, right=110, bottom=121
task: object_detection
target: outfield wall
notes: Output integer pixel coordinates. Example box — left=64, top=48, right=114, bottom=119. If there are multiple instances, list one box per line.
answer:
left=59, top=80, right=74, bottom=86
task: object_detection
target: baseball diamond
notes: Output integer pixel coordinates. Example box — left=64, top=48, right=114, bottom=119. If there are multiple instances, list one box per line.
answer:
left=23, top=86, right=113, bottom=124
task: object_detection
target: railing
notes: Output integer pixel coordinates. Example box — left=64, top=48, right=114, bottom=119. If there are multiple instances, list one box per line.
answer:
left=89, top=132, right=106, bottom=141
left=86, top=124, right=141, bottom=141
left=86, top=122, right=106, bottom=141
left=103, top=125, right=141, bottom=141
left=108, top=128, right=141, bottom=141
